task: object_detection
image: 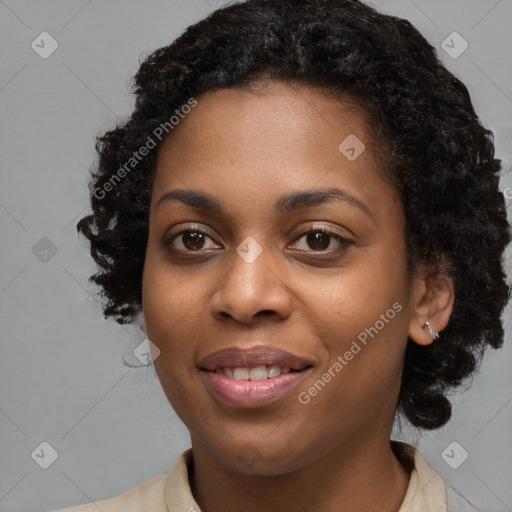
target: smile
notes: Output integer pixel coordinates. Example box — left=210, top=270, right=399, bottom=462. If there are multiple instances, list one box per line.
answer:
left=201, top=367, right=311, bottom=408
left=198, top=345, right=314, bottom=408
left=214, top=365, right=293, bottom=380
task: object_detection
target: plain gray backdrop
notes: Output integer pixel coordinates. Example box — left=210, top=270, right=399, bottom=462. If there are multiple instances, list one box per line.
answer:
left=1, top=1, right=511, bottom=511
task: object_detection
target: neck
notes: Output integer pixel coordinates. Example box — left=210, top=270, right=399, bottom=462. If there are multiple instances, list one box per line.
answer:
left=189, top=432, right=411, bottom=512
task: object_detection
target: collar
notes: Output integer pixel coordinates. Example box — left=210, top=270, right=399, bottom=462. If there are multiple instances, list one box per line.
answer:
left=164, top=442, right=448, bottom=512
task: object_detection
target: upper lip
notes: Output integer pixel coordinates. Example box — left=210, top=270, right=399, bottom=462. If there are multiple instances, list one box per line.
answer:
left=198, top=345, right=314, bottom=371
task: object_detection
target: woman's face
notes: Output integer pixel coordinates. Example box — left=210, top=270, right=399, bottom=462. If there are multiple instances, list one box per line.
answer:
left=142, top=82, right=417, bottom=474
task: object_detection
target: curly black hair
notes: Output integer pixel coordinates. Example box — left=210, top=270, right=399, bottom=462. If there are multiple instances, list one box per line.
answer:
left=76, top=0, right=511, bottom=430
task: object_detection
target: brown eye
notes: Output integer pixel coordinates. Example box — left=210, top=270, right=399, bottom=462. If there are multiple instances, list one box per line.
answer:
left=305, top=231, right=330, bottom=250
left=292, top=228, right=352, bottom=253
left=165, top=228, right=219, bottom=252
left=180, top=231, right=207, bottom=250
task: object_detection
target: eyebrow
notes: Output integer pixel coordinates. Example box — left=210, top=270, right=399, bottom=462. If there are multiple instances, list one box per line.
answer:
left=155, top=187, right=372, bottom=218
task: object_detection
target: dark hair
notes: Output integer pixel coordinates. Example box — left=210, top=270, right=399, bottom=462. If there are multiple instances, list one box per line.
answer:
left=76, top=0, right=511, bottom=430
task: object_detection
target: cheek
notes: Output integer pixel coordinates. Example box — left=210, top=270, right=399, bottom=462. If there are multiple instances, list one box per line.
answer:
left=142, top=256, right=205, bottom=398
left=142, top=245, right=211, bottom=338
left=315, top=247, right=409, bottom=336
left=308, top=246, right=410, bottom=391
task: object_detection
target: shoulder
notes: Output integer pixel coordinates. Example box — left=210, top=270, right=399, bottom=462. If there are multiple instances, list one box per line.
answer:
left=53, top=472, right=168, bottom=512
left=51, top=449, right=196, bottom=512
left=392, top=441, right=481, bottom=512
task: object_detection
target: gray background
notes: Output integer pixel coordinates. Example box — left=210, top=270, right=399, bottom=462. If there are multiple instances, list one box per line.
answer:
left=1, top=1, right=511, bottom=511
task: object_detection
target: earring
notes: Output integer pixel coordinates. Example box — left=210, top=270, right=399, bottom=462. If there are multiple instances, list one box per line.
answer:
left=423, top=321, right=439, bottom=341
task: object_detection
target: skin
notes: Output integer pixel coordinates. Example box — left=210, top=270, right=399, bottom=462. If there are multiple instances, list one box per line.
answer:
left=142, top=81, right=454, bottom=512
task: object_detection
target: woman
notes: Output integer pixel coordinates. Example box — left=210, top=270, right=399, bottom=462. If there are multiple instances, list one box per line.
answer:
left=57, top=0, right=510, bottom=510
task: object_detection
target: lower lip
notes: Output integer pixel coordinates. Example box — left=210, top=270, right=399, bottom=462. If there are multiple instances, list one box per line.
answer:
left=201, top=369, right=310, bottom=408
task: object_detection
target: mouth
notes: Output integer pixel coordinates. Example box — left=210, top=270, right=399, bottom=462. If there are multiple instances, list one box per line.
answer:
left=212, top=365, right=300, bottom=380
left=198, top=345, right=314, bottom=408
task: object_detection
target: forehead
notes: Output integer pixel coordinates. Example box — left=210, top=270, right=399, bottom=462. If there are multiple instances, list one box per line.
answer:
left=152, top=82, right=394, bottom=218
left=157, top=81, right=375, bottom=168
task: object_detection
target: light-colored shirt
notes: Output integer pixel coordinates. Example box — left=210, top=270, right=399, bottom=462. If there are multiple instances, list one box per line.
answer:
left=53, top=442, right=479, bottom=512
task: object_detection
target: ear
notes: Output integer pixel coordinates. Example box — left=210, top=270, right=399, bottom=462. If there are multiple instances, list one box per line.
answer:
left=408, top=265, right=454, bottom=346
left=139, top=309, right=146, bottom=333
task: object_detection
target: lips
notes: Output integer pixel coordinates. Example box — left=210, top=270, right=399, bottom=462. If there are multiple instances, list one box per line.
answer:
left=198, top=345, right=314, bottom=408
left=198, top=345, right=313, bottom=372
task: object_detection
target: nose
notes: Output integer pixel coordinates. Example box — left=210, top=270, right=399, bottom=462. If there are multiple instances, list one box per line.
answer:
left=209, top=244, right=293, bottom=324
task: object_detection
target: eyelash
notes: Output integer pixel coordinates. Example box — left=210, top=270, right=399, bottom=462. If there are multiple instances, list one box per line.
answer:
left=163, top=224, right=353, bottom=256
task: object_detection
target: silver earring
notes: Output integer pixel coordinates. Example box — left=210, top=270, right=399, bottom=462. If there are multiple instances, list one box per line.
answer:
left=423, top=321, right=439, bottom=341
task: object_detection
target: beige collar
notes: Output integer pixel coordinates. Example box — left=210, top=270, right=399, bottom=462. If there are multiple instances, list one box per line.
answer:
left=394, top=441, right=447, bottom=512
left=165, top=442, right=448, bottom=512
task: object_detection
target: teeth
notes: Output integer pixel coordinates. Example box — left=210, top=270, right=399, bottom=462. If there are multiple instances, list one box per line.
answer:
left=220, top=365, right=295, bottom=380
left=267, top=365, right=281, bottom=378
left=233, top=368, right=250, bottom=381
left=249, top=366, right=268, bottom=381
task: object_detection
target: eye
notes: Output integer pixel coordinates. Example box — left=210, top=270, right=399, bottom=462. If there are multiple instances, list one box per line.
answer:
left=164, top=224, right=353, bottom=256
left=290, top=227, right=352, bottom=253
left=164, top=226, right=220, bottom=252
